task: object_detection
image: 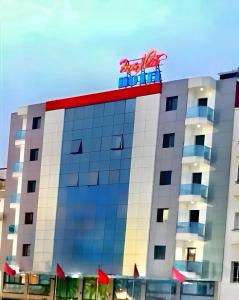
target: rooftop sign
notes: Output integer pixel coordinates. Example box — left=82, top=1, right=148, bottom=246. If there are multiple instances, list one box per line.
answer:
left=118, top=49, right=167, bottom=88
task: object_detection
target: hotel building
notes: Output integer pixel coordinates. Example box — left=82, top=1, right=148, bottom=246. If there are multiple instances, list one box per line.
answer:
left=0, top=68, right=239, bottom=300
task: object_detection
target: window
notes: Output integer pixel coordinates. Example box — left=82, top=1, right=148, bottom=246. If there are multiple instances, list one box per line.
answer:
left=30, top=149, right=39, bottom=161
left=166, top=96, right=178, bottom=111
left=109, top=170, right=120, bottom=184
left=234, top=213, right=239, bottom=230
left=160, top=171, right=172, bottom=185
left=22, top=244, right=31, bottom=256
left=32, top=117, right=41, bottom=129
left=111, top=135, right=124, bottom=150
left=88, top=172, right=99, bottom=186
left=27, top=180, right=36, bottom=193
left=162, top=133, right=175, bottom=148
left=25, top=212, right=34, bottom=225
left=192, top=173, right=202, bottom=184
left=231, top=262, right=239, bottom=282
left=71, top=139, right=83, bottom=154
left=157, top=208, right=169, bottom=222
left=198, top=98, right=208, bottom=107
left=154, top=245, right=166, bottom=260
left=195, top=135, right=205, bottom=146
left=236, top=166, right=239, bottom=183
left=181, top=281, right=214, bottom=296
left=67, top=173, right=79, bottom=187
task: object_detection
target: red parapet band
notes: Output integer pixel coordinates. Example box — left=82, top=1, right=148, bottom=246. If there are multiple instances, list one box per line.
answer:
left=45, top=83, right=162, bottom=111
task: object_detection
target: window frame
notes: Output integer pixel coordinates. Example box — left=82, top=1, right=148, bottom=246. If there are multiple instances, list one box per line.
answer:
left=27, top=180, right=36, bottom=193
left=166, top=96, right=178, bottom=111
left=154, top=245, right=166, bottom=260
left=157, top=208, right=169, bottom=222
left=159, top=171, right=172, bottom=185
left=29, top=148, right=39, bottom=161
left=231, top=261, right=239, bottom=283
left=32, top=117, right=41, bottom=130
left=22, top=244, right=31, bottom=257
left=162, top=133, right=175, bottom=148
left=25, top=212, right=34, bottom=225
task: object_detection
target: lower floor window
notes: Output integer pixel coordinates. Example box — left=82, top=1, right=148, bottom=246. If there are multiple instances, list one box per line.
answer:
left=22, top=244, right=31, bottom=256
left=232, top=262, right=239, bottom=282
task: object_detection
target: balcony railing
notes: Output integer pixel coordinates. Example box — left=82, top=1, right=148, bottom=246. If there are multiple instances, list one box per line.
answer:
left=174, top=260, right=208, bottom=275
left=10, top=193, right=21, bottom=204
left=186, top=106, right=214, bottom=122
left=15, top=130, right=26, bottom=140
left=8, top=225, right=17, bottom=234
left=12, top=162, right=23, bottom=173
left=177, top=222, right=205, bottom=237
left=180, top=184, right=208, bottom=198
left=183, top=145, right=211, bottom=161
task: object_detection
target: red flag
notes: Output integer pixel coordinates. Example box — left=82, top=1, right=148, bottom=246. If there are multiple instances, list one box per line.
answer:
left=3, top=262, right=16, bottom=276
left=98, top=267, right=109, bottom=284
left=133, top=263, right=139, bottom=278
left=56, top=263, right=65, bottom=279
left=172, top=267, right=186, bottom=283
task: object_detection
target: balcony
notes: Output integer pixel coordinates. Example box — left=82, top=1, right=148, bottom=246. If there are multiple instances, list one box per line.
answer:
left=12, top=162, right=23, bottom=177
left=174, top=260, right=209, bottom=278
left=179, top=184, right=208, bottom=203
left=185, top=106, right=214, bottom=128
left=8, top=224, right=17, bottom=234
left=10, top=193, right=21, bottom=204
left=176, top=222, right=205, bottom=241
left=15, top=130, right=26, bottom=147
left=183, top=145, right=211, bottom=163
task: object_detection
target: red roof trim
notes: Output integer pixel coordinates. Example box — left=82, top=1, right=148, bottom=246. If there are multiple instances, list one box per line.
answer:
left=45, top=83, right=162, bottom=111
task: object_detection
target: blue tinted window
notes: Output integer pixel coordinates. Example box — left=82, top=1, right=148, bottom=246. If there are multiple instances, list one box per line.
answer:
left=109, top=170, right=120, bottom=184
left=111, top=135, right=123, bottom=150
left=71, top=139, right=82, bottom=154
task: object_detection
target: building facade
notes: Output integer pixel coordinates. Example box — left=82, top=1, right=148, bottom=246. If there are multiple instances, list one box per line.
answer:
left=1, top=70, right=239, bottom=299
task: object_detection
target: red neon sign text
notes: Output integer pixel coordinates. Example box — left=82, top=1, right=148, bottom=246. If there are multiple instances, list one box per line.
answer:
left=120, top=49, right=167, bottom=74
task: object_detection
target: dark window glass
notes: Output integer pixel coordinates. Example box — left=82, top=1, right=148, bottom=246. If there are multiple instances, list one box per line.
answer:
left=231, top=262, right=239, bottom=282
left=71, top=139, right=83, bottom=154
left=22, top=244, right=31, bottom=256
left=159, top=171, right=172, bottom=185
left=154, top=245, right=166, bottom=260
left=162, top=133, right=175, bottom=148
left=195, top=135, right=205, bottom=146
left=25, top=212, right=34, bottom=224
left=192, top=173, right=202, bottom=184
left=32, top=117, right=41, bottom=130
left=157, top=208, right=169, bottom=222
left=166, top=96, right=178, bottom=111
left=111, top=135, right=124, bottom=150
left=27, top=180, right=36, bottom=193
left=198, top=98, right=208, bottom=106
left=189, top=210, right=199, bottom=223
left=30, top=149, right=39, bottom=161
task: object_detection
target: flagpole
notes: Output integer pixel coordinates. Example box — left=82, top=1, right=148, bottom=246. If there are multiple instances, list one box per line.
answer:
left=54, top=275, right=57, bottom=300
left=131, top=279, right=135, bottom=300
left=96, top=277, right=99, bottom=300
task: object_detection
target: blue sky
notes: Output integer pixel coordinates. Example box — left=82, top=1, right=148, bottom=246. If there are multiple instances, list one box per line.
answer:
left=0, top=0, right=239, bottom=166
